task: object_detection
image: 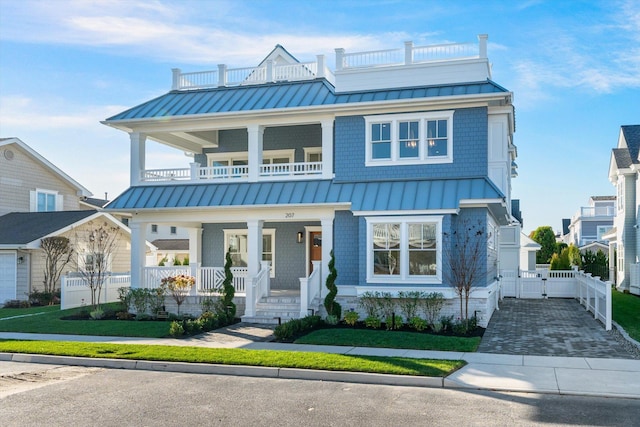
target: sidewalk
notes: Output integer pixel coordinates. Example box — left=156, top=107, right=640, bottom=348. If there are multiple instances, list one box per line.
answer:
left=2, top=331, right=640, bottom=399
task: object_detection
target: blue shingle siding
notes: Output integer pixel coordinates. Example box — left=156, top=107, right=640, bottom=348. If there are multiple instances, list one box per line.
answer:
left=201, top=221, right=318, bottom=290
left=449, top=209, right=492, bottom=288
left=334, top=211, right=360, bottom=286
left=334, top=107, right=488, bottom=182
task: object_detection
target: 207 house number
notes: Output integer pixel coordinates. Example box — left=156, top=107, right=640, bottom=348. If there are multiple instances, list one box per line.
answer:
left=285, top=212, right=295, bottom=219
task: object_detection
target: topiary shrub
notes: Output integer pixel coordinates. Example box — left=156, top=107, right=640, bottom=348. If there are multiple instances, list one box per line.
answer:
left=221, top=251, right=236, bottom=319
left=344, top=310, right=359, bottom=326
left=323, top=250, right=341, bottom=320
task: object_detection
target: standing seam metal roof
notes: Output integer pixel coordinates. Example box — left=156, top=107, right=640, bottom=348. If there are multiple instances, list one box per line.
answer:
left=105, top=178, right=505, bottom=211
left=106, top=79, right=508, bottom=121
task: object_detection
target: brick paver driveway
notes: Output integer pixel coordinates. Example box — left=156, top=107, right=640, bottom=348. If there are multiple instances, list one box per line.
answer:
left=478, top=298, right=634, bottom=358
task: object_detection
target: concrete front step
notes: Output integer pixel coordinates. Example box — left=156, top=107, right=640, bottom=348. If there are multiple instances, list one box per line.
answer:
left=241, top=315, right=299, bottom=325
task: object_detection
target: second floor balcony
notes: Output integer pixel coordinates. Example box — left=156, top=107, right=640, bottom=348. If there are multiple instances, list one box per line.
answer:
left=572, top=206, right=616, bottom=224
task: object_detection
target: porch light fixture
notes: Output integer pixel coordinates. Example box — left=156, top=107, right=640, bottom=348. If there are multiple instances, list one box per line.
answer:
left=297, top=231, right=304, bottom=244
left=17, top=256, right=24, bottom=264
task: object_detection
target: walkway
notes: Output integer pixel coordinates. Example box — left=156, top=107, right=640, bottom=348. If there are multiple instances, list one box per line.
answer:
left=478, top=298, right=634, bottom=359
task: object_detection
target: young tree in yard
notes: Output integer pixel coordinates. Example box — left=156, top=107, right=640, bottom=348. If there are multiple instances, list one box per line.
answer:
left=529, top=226, right=557, bottom=264
left=40, top=236, right=73, bottom=302
left=163, top=275, right=195, bottom=315
left=443, top=219, right=487, bottom=322
left=74, top=221, right=120, bottom=309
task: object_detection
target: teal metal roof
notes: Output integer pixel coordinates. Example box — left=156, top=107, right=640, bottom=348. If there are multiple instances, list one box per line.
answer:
left=106, top=79, right=508, bottom=121
left=105, top=178, right=504, bottom=212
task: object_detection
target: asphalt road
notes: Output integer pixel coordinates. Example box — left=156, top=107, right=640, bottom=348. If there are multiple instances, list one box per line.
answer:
left=1, top=361, right=639, bottom=426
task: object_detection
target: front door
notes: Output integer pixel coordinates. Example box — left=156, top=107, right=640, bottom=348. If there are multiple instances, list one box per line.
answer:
left=309, top=232, right=322, bottom=273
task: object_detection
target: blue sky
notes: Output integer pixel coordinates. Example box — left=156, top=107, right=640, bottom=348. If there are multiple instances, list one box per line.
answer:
left=0, top=0, right=638, bottom=234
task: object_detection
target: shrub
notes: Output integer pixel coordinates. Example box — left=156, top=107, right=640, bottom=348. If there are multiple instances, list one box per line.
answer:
left=384, top=314, right=403, bottom=330
left=182, top=257, right=190, bottom=266
left=27, top=290, right=59, bottom=306
left=377, top=292, right=396, bottom=320
left=163, top=275, right=195, bottom=315
left=116, top=311, right=134, bottom=320
left=325, top=314, right=339, bottom=325
left=397, top=291, right=422, bottom=321
left=273, top=315, right=322, bottom=341
left=324, top=250, right=341, bottom=320
left=439, top=315, right=454, bottom=332
left=169, top=321, right=185, bottom=337
left=148, top=285, right=167, bottom=317
left=409, top=316, right=428, bottom=332
left=364, top=315, right=381, bottom=329
left=221, top=251, right=236, bottom=319
left=3, top=300, right=30, bottom=308
left=421, top=292, right=445, bottom=327
left=431, top=320, right=443, bottom=333
left=344, top=310, right=359, bottom=326
left=129, top=288, right=149, bottom=317
left=117, top=287, right=133, bottom=312
left=89, top=307, right=104, bottom=320
left=359, top=292, right=379, bottom=318
left=173, top=257, right=182, bottom=266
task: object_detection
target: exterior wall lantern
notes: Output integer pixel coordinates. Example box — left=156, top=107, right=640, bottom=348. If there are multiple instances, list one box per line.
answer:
left=17, top=256, right=24, bottom=264
left=297, top=231, right=304, bottom=244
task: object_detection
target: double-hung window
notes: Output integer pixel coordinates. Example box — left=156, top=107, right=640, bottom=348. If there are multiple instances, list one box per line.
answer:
left=367, top=216, right=442, bottom=284
left=223, top=229, right=275, bottom=277
left=365, top=111, right=453, bottom=166
left=30, top=189, right=61, bottom=212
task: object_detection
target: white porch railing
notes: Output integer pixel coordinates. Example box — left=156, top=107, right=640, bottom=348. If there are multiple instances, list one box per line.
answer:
left=139, top=161, right=323, bottom=183
left=245, top=261, right=271, bottom=317
left=300, top=261, right=322, bottom=317
left=142, top=266, right=247, bottom=295
left=60, top=273, right=131, bottom=310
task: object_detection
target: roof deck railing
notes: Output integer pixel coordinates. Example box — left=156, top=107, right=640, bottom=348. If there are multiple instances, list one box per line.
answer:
left=171, top=35, right=488, bottom=91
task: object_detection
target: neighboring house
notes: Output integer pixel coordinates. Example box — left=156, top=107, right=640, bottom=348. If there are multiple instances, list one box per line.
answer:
left=147, top=223, right=190, bottom=265
left=561, top=196, right=615, bottom=247
left=103, top=35, right=518, bottom=325
left=607, top=125, right=640, bottom=293
left=0, top=137, right=147, bottom=305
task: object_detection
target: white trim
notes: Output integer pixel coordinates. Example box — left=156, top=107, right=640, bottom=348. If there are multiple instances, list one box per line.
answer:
left=365, top=215, right=443, bottom=284
left=223, top=228, right=276, bottom=278
left=303, top=147, right=322, bottom=162
left=364, top=111, right=454, bottom=166
left=206, top=149, right=295, bottom=166
left=353, top=209, right=458, bottom=217
left=304, top=226, right=322, bottom=277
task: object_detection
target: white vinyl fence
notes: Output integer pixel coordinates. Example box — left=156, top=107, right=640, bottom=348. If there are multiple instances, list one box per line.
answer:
left=499, top=268, right=612, bottom=330
left=60, top=273, right=131, bottom=310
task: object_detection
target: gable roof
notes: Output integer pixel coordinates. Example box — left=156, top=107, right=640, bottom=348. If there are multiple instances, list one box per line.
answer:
left=0, top=138, right=92, bottom=197
left=621, top=125, right=640, bottom=161
left=105, top=79, right=509, bottom=122
left=0, top=210, right=99, bottom=247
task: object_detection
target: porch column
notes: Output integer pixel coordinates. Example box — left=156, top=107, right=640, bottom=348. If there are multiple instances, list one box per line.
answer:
left=321, top=119, right=334, bottom=179
left=130, top=132, right=146, bottom=186
left=320, top=217, right=334, bottom=298
left=247, top=125, right=264, bottom=182
left=245, top=219, right=264, bottom=316
left=129, top=222, right=147, bottom=289
left=187, top=226, right=203, bottom=281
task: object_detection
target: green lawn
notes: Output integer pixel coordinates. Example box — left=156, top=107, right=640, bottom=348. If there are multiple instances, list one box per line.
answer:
left=612, top=290, right=640, bottom=341
left=0, top=305, right=60, bottom=319
left=0, top=304, right=170, bottom=338
left=0, top=340, right=464, bottom=377
left=295, top=328, right=481, bottom=352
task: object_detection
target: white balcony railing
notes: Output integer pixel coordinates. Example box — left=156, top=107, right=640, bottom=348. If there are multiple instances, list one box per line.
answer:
left=140, top=161, right=323, bottom=183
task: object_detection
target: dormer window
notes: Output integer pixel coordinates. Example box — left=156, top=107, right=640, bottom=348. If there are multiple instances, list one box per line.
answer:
left=365, top=111, right=453, bottom=166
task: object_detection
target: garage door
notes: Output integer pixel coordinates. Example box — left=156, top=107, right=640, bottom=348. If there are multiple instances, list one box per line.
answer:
left=0, top=253, right=17, bottom=304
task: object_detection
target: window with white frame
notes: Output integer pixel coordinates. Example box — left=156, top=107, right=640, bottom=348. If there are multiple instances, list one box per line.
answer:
left=366, top=216, right=442, bottom=283
left=30, top=189, right=62, bottom=212
left=303, top=147, right=322, bottom=163
left=365, top=111, right=453, bottom=166
left=207, top=150, right=295, bottom=169
left=597, top=225, right=612, bottom=241
left=223, top=229, right=275, bottom=277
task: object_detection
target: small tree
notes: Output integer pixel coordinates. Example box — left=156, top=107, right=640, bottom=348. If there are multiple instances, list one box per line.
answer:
left=40, top=236, right=73, bottom=301
left=443, top=219, right=486, bottom=322
left=550, top=250, right=571, bottom=270
left=324, top=250, right=341, bottom=321
left=221, top=251, right=236, bottom=319
left=529, top=226, right=557, bottom=264
left=566, top=244, right=582, bottom=268
left=163, top=275, right=195, bottom=315
left=74, top=221, right=120, bottom=309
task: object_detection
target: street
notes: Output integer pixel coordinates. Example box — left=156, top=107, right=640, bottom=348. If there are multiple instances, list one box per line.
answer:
left=1, top=361, right=639, bottom=426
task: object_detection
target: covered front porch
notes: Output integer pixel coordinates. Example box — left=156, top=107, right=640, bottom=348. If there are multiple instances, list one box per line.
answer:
left=128, top=205, right=344, bottom=322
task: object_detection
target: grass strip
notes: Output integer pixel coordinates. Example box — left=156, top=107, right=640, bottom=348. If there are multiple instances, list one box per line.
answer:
left=613, top=290, right=640, bottom=342
left=0, top=304, right=170, bottom=338
left=0, top=305, right=61, bottom=320
left=0, top=340, right=464, bottom=377
left=295, top=328, right=481, bottom=352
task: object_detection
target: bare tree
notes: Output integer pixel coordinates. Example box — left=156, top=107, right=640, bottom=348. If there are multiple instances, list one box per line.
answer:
left=74, top=221, right=120, bottom=309
left=40, top=236, right=73, bottom=302
left=442, top=218, right=487, bottom=322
